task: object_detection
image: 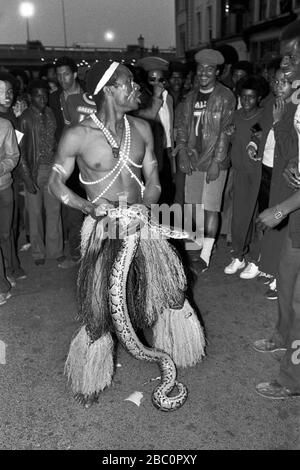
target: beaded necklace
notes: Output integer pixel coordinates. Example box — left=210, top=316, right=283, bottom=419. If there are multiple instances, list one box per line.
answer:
left=91, top=113, right=125, bottom=159
left=79, top=113, right=145, bottom=204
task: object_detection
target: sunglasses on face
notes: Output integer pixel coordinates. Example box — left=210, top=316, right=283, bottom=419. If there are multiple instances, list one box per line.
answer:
left=148, top=77, right=165, bottom=83
left=273, top=79, right=292, bottom=86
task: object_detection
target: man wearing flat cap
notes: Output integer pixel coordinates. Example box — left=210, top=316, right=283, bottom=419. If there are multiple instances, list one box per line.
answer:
left=174, top=48, right=236, bottom=272
left=136, top=56, right=175, bottom=204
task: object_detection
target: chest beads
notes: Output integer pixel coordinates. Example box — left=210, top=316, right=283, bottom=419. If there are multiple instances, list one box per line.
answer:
left=79, top=113, right=145, bottom=204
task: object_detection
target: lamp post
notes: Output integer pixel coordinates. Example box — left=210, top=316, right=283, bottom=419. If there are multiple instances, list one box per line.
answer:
left=61, top=0, right=68, bottom=48
left=19, top=2, right=35, bottom=44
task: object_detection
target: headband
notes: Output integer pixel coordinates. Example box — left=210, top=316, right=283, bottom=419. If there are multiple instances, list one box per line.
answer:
left=93, top=61, right=120, bottom=95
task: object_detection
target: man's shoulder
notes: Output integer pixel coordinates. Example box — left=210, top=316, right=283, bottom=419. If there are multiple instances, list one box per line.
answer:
left=128, top=114, right=150, bottom=132
left=234, top=108, right=243, bottom=118
left=182, top=89, right=198, bottom=102
left=49, top=89, right=62, bottom=107
left=65, top=120, right=89, bottom=136
left=214, top=81, right=235, bottom=101
left=19, top=107, right=35, bottom=123
left=67, top=92, right=96, bottom=106
left=278, top=100, right=298, bottom=126
left=46, top=106, right=56, bottom=118
left=285, top=100, right=298, bottom=113
left=50, top=89, right=61, bottom=99
left=0, top=116, right=12, bottom=130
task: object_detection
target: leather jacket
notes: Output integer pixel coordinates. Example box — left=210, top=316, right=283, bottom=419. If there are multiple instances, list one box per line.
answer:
left=174, top=81, right=236, bottom=172
left=18, top=106, right=56, bottom=186
left=0, top=117, right=19, bottom=191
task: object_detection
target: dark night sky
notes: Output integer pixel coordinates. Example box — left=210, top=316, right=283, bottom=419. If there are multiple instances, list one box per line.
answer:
left=0, top=0, right=175, bottom=48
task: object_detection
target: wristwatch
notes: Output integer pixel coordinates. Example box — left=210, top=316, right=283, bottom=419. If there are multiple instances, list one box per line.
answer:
left=274, top=206, right=284, bottom=220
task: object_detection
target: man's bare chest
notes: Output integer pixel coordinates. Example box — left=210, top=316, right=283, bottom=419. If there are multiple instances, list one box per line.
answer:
left=79, top=127, right=144, bottom=174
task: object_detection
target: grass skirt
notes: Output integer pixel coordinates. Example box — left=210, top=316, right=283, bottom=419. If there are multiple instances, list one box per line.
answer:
left=66, top=212, right=205, bottom=396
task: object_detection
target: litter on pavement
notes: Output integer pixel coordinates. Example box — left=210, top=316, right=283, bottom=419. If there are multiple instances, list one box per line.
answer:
left=0, top=340, right=7, bottom=364
left=124, top=391, right=144, bottom=407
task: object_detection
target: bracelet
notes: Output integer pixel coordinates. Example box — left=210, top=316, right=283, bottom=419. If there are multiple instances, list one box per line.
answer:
left=274, top=206, right=285, bottom=220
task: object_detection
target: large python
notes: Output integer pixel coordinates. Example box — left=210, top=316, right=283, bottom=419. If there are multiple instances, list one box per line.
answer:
left=108, top=206, right=188, bottom=412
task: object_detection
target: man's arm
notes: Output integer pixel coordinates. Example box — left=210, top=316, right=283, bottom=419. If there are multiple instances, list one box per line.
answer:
left=281, top=103, right=300, bottom=189
left=17, top=115, right=38, bottom=193
left=172, top=95, right=193, bottom=174
left=207, top=90, right=236, bottom=183
left=257, top=190, right=300, bottom=230
left=134, top=83, right=166, bottom=121
left=139, top=120, right=161, bottom=206
left=0, top=120, right=19, bottom=176
left=212, top=92, right=236, bottom=165
left=48, top=126, right=94, bottom=216
left=136, top=86, right=163, bottom=120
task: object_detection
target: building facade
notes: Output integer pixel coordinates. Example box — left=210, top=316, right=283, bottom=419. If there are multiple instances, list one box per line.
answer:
left=175, top=0, right=219, bottom=59
left=175, top=0, right=300, bottom=64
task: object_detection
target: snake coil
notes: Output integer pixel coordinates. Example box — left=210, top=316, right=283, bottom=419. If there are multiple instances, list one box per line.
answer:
left=108, top=208, right=188, bottom=411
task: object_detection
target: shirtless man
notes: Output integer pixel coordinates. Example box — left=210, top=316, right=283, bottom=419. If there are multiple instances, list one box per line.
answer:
left=48, top=61, right=205, bottom=408
left=48, top=61, right=161, bottom=221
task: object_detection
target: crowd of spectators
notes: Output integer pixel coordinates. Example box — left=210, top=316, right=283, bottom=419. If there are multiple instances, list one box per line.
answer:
left=0, top=49, right=294, bottom=303
left=1, top=22, right=300, bottom=399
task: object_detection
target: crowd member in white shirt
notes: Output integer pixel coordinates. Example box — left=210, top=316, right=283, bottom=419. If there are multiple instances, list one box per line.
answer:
left=256, top=68, right=294, bottom=299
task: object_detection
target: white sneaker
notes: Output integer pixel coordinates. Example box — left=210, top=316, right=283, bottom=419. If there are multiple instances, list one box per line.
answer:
left=224, top=258, right=245, bottom=274
left=240, top=262, right=260, bottom=279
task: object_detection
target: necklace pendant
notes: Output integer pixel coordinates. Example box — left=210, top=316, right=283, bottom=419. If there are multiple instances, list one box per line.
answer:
left=112, top=147, right=119, bottom=159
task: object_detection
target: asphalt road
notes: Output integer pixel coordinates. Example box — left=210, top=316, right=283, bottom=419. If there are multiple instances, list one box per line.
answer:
left=0, top=239, right=299, bottom=450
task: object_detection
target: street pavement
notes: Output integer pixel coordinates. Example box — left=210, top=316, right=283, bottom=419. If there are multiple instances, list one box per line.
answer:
left=0, top=238, right=299, bottom=450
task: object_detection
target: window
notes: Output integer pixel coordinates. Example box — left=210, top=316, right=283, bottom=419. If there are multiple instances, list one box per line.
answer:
left=235, top=11, right=245, bottom=33
left=197, top=11, right=202, bottom=42
left=178, top=24, right=186, bottom=56
left=247, top=0, right=256, bottom=25
left=294, top=0, right=300, bottom=9
left=207, top=5, right=213, bottom=41
left=280, top=0, right=292, bottom=13
left=259, top=0, right=268, bottom=20
left=269, top=0, right=278, bottom=16
left=177, top=0, right=186, bottom=12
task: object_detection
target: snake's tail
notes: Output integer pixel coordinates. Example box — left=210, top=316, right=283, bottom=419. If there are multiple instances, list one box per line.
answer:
left=152, top=299, right=206, bottom=368
left=109, top=232, right=188, bottom=411
left=152, top=380, right=188, bottom=412
left=115, top=324, right=187, bottom=412
left=64, top=326, right=114, bottom=397
left=151, top=357, right=188, bottom=411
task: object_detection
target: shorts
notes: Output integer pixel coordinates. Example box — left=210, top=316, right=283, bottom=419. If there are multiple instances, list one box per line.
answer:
left=185, top=170, right=228, bottom=212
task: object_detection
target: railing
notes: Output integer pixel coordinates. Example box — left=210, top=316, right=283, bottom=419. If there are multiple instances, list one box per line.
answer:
left=0, top=44, right=176, bottom=54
